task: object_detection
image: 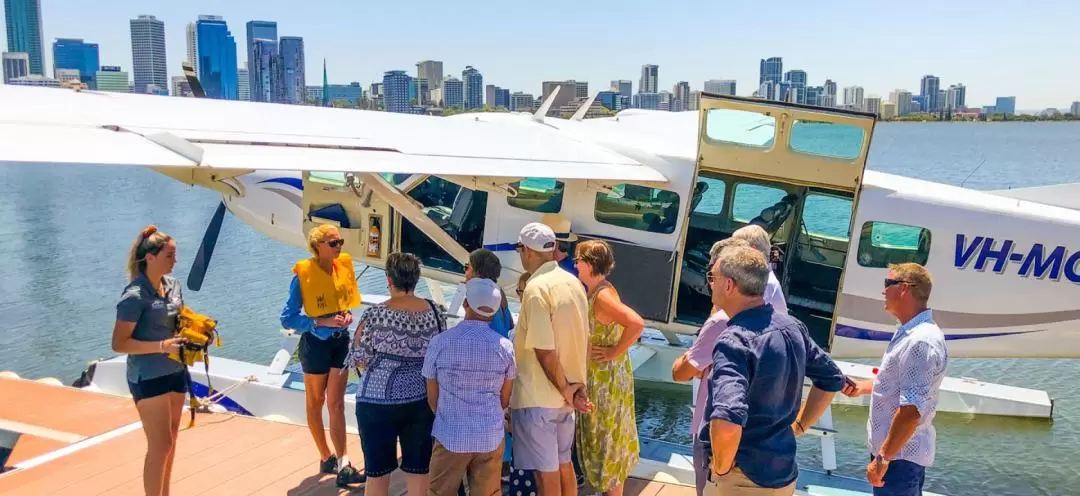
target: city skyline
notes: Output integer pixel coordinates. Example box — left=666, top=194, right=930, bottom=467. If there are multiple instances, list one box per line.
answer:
left=2, top=0, right=1079, bottom=110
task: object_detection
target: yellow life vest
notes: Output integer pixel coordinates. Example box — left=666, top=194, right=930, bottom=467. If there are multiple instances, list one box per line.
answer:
left=293, top=252, right=361, bottom=317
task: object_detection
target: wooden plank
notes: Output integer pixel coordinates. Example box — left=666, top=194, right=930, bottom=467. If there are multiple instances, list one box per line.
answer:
left=0, top=378, right=139, bottom=438
left=4, top=434, right=67, bottom=466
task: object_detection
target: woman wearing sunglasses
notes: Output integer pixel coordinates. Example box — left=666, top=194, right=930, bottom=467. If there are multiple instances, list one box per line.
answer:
left=280, top=224, right=367, bottom=488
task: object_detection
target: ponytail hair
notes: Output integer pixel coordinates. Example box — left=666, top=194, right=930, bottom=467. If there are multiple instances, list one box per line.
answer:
left=127, top=224, right=173, bottom=281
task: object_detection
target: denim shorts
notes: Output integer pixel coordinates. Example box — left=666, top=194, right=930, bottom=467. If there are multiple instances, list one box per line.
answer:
left=356, top=399, right=434, bottom=477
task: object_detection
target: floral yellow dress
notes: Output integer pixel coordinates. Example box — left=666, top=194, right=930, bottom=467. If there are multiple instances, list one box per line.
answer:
left=576, top=281, right=640, bottom=492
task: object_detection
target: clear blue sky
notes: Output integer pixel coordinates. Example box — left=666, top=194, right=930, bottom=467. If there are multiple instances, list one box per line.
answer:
left=7, top=0, right=1079, bottom=110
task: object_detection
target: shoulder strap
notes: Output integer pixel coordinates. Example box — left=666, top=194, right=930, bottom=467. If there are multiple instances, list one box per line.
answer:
left=425, top=298, right=445, bottom=333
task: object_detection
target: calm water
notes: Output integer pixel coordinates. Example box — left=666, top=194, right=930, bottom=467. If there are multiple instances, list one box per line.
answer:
left=1, top=122, right=1079, bottom=496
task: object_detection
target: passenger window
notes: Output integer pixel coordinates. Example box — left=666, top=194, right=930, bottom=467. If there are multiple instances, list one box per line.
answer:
left=507, top=178, right=565, bottom=213
left=690, top=176, right=726, bottom=215
left=704, top=108, right=776, bottom=149
left=732, top=183, right=789, bottom=224
left=594, top=184, right=681, bottom=234
left=857, top=221, right=931, bottom=268
left=789, top=120, right=865, bottom=161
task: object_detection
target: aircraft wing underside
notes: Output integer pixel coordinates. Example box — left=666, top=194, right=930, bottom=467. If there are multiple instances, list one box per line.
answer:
left=0, top=85, right=668, bottom=184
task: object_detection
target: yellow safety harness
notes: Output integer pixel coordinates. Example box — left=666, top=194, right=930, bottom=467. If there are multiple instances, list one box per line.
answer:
left=169, top=305, right=222, bottom=428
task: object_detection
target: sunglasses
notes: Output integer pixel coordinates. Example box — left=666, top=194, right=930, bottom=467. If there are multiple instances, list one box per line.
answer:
left=325, top=239, right=344, bottom=248
left=884, top=278, right=910, bottom=287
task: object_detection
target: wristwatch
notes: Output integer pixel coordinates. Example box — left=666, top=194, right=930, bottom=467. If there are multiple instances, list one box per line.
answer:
left=873, top=453, right=891, bottom=468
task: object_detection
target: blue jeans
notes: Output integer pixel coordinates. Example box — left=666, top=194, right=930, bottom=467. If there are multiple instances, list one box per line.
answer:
left=871, top=456, right=926, bottom=496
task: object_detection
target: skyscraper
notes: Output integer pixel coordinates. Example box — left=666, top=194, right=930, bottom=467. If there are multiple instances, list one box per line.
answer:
left=196, top=16, right=239, bottom=100
left=823, top=79, right=838, bottom=107
left=279, top=36, right=305, bottom=104
left=672, top=81, right=690, bottom=112
left=186, top=22, right=198, bottom=74
left=759, top=57, right=782, bottom=86
left=920, top=75, right=941, bottom=112
left=2, top=51, right=29, bottom=82
left=417, top=60, right=443, bottom=90
left=237, top=65, right=250, bottom=101
left=130, top=15, right=167, bottom=94
left=639, top=64, right=658, bottom=94
left=4, top=0, right=45, bottom=75
left=611, top=80, right=632, bottom=98
left=462, top=65, right=483, bottom=110
left=246, top=20, right=277, bottom=99
left=52, top=38, right=99, bottom=89
left=251, top=38, right=279, bottom=103
left=383, top=70, right=412, bottom=113
left=843, top=86, right=865, bottom=110
left=442, top=76, right=463, bottom=109
left=783, top=70, right=807, bottom=104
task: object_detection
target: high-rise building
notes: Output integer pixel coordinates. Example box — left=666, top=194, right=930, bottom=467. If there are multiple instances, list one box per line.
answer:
left=759, top=57, right=782, bottom=87
left=441, top=76, right=463, bottom=108
left=704, top=79, right=736, bottom=96
left=279, top=36, right=305, bottom=104
left=52, top=38, right=99, bottom=89
left=805, top=86, right=822, bottom=106
left=945, top=84, right=966, bottom=111
left=417, top=60, right=443, bottom=90
left=920, top=75, right=941, bottom=112
left=639, top=64, right=658, bottom=94
left=823, top=79, right=838, bottom=107
left=186, top=22, right=198, bottom=74
left=246, top=20, right=277, bottom=98
left=611, top=80, right=632, bottom=98
left=383, top=70, right=412, bottom=113
left=672, top=81, right=690, bottom=111
left=462, top=66, right=483, bottom=110
left=1071, top=102, right=1080, bottom=117
left=995, top=96, right=1016, bottom=115
left=251, top=39, right=280, bottom=103
left=889, top=89, right=914, bottom=116
left=4, top=0, right=45, bottom=75
left=541, top=80, right=580, bottom=115
left=783, top=70, right=807, bottom=104
left=843, top=86, right=865, bottom=110
left=237, top=65, right=250, bottom=101
left=509, top=92, right=533, bottom=112
left=130, top=15, right=167, bottom=95
left=864, top=96, right=882, bottom=116
left=196, top=16, right=238, bottom=100
left=95, top=66, right=131, bottom=92
left=2, top=51, right=29, bottom=82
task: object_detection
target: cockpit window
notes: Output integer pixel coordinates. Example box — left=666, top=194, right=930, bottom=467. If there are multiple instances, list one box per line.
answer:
left=507, top=178, right=565, bottom=213
left=594, top=184, right=681, bottom=234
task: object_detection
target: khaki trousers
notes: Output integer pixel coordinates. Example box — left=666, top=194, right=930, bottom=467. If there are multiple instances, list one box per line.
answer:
left=428, top=439, right=504, bottom=496
left=702, top=467, right=795, bottom=496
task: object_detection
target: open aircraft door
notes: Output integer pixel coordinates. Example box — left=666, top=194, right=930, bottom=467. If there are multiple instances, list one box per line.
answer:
left=690, top=93, right=878, bottom=350
left=301, top=172, right=399, bottom=268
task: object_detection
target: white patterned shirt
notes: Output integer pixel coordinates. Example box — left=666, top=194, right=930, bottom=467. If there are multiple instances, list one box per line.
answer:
left=867, top=309, right=948, bottom=467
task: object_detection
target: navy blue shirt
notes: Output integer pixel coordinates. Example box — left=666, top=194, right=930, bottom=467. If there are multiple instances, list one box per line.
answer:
left=698, top=303, right=845, bottom=488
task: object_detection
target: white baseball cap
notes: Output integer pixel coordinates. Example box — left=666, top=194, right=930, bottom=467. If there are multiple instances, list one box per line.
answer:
left=465, top=278, right=502, bottom=318
left=518, top=222, right=557, bottom=253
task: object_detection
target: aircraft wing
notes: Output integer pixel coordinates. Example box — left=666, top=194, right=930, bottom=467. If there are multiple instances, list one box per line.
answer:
left=991, top=183, right=1080, bottom=210
left=0, top=85, right=668, bottom=184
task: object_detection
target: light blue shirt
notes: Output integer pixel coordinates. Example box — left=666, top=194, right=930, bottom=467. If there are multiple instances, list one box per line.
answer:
left=764, top=270, right=788, bottom=315
left=422, top=320, right=516, bottom=453
left=279, top=275, right=349, bottom=340
left=867, top=309, right=948, bottom=467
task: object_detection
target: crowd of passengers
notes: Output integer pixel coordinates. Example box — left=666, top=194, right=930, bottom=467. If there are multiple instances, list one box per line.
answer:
left=115, top=215, right=946, bottom=496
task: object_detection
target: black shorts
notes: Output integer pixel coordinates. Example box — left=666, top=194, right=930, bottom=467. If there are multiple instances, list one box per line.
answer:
left=355, top=399, right=434, bottom=477
left=128, top=370, right=188, bottom=403
left=298, top=331, right=349, bottom=375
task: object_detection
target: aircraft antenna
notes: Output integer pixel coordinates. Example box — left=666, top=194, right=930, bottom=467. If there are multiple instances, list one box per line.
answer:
left=960, top=158, right=986, bottom=188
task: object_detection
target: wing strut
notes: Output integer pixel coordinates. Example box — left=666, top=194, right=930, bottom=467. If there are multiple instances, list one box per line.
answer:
left=570, top=93, right=599, bottom=121
left=532, top=85, right=561, bottom=123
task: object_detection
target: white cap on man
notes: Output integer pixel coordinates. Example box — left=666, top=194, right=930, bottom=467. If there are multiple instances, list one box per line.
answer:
left=518, top=222, right=557, bottom=253
left=465, top=278, right=502, bottom=318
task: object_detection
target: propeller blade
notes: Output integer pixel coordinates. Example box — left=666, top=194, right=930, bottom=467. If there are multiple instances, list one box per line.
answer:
left=187, top=201, right=227, bottom=291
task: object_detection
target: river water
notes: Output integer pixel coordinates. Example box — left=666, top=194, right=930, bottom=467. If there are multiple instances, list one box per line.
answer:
left=1, top=122, right=1078, bottom=495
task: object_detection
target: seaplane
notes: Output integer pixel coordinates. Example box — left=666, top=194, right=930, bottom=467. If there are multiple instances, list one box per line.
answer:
left=1, top=62, right=1075, bottom=494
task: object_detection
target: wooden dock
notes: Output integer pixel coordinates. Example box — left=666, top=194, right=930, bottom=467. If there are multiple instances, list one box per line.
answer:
left=0, top=377, right=694, bottom=495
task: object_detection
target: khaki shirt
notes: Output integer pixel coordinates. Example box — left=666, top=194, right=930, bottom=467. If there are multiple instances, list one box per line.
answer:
left=510, top=261, right=590, bottom=409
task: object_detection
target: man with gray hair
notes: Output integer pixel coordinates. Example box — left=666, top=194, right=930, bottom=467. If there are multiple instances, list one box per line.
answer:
left=699, top=245, right=845, bottom=495
left=717, top=225, right=787, bottom=315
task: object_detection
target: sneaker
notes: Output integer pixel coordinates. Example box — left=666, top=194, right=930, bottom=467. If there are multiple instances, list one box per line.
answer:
left=320, top=455, right=338, bottom=475
left=336, top=462, right=367, bottom=488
